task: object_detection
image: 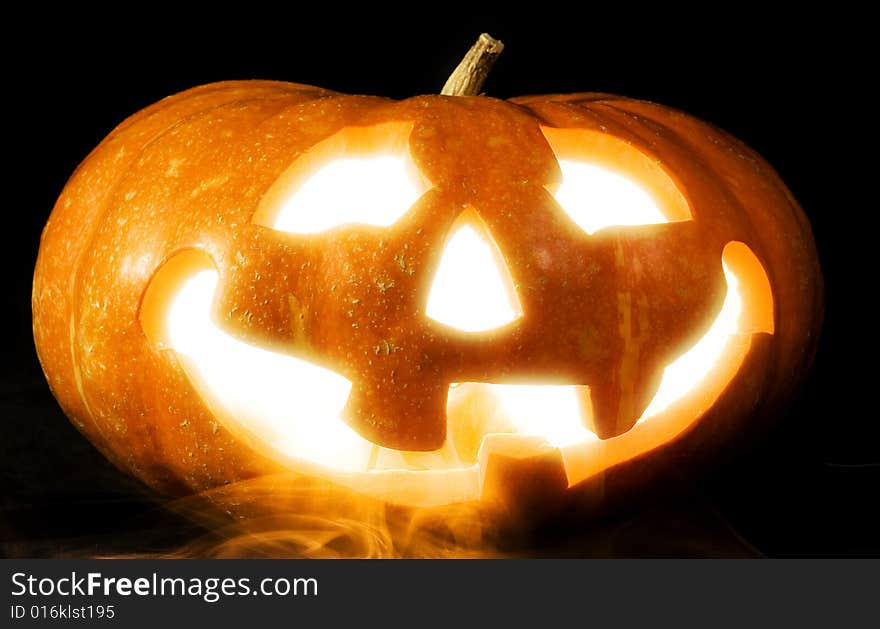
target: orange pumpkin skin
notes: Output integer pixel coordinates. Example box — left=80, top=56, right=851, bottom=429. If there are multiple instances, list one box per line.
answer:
left=32, top=81, right=822, bottom=511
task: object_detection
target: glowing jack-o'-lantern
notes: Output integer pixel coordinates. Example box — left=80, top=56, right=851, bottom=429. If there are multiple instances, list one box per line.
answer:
left=33, top=36, right=821, bottom=515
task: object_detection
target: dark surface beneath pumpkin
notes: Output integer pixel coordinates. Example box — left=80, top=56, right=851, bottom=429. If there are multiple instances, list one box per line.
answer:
left=1, top=371, right=876, bottom=558
left=2, top=10, right=877, bottom=557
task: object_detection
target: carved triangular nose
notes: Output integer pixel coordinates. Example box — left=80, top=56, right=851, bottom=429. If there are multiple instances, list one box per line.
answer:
left=425, top=213, right=522, bottom=332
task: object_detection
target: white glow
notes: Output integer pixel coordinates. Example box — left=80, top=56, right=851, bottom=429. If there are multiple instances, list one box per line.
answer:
left=271, top=156, right=423, bottom=233
left=638, top=261, right=742, bottom=421
left=426, top=224, right=521, bottom=332
left=484, top=384, right=598, bottom=448
left=553, top=160, right=669, bottom=234
left=167, top=270, right=373, bottom=472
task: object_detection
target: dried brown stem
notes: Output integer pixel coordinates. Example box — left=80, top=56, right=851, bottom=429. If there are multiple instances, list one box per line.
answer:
left=441, top=33, right=504, bottom=96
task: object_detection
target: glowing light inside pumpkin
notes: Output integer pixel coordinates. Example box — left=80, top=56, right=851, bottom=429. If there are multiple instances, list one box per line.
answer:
left=638, top=259, right=742, bottom=422
left=146, top=237, right=771, bottom=506
left=553, top=160, right=670, bottom=234
left=167, top=270, right=372, bottom=473
left=426, top=223, right=521, bottom=332
left=271, top=155, right=424, bottom=233
left=470, top=384, right=598, bottom=448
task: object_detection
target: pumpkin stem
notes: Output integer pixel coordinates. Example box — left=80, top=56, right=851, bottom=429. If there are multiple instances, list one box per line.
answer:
left=441, top=33, right=504, bottom=96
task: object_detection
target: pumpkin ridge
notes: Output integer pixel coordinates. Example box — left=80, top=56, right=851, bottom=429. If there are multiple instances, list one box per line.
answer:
left=588, top=100, right=768, bottom=255
left=597, top=99, right=823, bottom=409
left=603, top=100, right=821, bottom=305
left=71, top=90, right=327, bottom=320
left=690, top=120, right=824, bottom=327
left=76, top=90, right=349, bottom=481
left=107, top=81, right=333, bottom=142
left=597, top=99, right=808, bottom=252
left=53, top=85, right=329, bottom=463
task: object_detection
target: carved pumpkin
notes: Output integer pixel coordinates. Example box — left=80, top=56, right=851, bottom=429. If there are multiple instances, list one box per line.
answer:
left=32, top=64, right=821, bottom=513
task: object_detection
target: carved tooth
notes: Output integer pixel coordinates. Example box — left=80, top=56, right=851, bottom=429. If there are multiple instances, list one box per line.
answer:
left=342, top=378, right=448, bottom=451
left=585, top=367, right=662, bottom=439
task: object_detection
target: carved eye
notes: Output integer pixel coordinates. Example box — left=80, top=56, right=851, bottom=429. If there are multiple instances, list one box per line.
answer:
left=541, top=126, right=692, bottom=234
left=254, top=121, right=429, bottom=234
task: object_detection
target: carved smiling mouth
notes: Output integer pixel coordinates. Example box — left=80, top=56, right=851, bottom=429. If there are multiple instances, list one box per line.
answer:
left=140, top=241, right=772, bottom=507
left=136, top=121, right=776, bottom=507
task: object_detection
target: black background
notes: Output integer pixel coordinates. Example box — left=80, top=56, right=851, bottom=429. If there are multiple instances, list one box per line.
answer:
left=2, top=8, right=876, bottom=557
